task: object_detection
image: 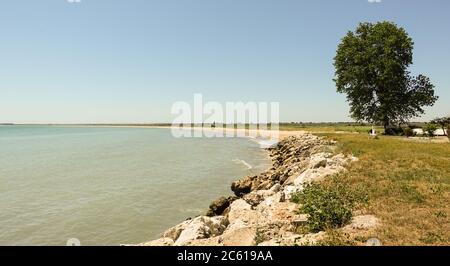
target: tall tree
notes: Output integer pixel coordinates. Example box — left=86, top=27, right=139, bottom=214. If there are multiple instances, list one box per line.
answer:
left=334, top=22, right=438, bottom=132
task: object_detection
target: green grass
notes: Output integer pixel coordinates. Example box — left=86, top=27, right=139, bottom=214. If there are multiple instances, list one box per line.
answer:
left=279, top=123, right=384, bottom=134
left=318, top=133, right=450, bottom=246
left=291, top=181, right=366, bottom=233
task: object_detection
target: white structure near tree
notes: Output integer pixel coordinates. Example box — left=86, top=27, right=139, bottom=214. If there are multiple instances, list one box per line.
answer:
left=413, top=128, right=447, bottom=136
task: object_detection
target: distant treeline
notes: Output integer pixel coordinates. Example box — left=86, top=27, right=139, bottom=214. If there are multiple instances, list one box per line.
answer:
left=279, top=122, right=427, bottom=128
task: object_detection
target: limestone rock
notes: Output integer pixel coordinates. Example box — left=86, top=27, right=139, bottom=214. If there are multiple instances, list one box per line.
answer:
left=171, top=216, right=228, bottom=246
left=187, top=236, right=223, bottom=246
left=231, top=176, right=255, bottom=196
left=269, top=183, right=281, bottom=193
left=283, top=185, right=301, bottom=200
left=278, top=232, right=304, bottom=246
left=134, top=134, right=368, bottom=247
left=296, top=232, right=326, bottom=246
left=292, top=214, right=309, bottom=226
left=243, top=189, right=275, bottom=206
left=258, top=239, right=280, bottom=246
left=243, top=192, right=265, bottom=206
left=206, top=196, right=237, bottom=216
left=308, top=153, right=331, bottom=169
left=227, top=199, right=260, bottom=225
left=162, top=219, right=192, bottom=240
left=137, top=237, right=174, bottom=246
left=221, top=227, right=257, bottom=246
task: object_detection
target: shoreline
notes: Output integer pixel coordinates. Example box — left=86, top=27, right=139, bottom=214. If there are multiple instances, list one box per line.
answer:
left=133, top=132, right=379, bottom=246
left=3, top=124, right=307, bottom=140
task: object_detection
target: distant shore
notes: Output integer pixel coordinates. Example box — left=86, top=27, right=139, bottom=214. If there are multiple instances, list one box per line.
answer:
left=47, top=124, right=307, bottom=140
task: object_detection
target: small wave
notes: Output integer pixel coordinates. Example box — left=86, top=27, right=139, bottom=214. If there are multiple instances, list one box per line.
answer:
left=233, top=159, right=253, bottom=170
left=248, top=137, right=279, bottom=149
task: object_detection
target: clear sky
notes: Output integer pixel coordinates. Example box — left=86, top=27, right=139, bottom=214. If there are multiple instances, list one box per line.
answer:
left=0, top=0, right=449, bottom=123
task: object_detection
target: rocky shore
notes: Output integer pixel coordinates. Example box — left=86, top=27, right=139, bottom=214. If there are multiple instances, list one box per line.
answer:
left=135, top=133, right=377, bottom=246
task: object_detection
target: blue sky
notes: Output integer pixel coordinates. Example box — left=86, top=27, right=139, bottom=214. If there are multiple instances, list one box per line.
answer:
left=0, top=0, right=449, bottom=123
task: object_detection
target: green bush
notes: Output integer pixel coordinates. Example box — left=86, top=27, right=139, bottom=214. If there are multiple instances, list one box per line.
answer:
left=384, top=126, right=403, bottom=136
left=291, top=183, right=354, bottom=232
left=403, top=127, right=414, bottom=138
left=423, top=123, right=438, bottom=137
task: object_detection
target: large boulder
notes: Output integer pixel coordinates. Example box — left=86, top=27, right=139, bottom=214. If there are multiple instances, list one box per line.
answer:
left=307, top=153, right=331, bottom=169
left=162, top=219, right=193, bottom=240
left=133, top=134, right=364, bottom=247
left=221, top=227, right=257, bottom=246
left=231, top=176, right=255, bottom=196
left=206, top=196, right=237, bottom=216
left=162, top=216, right=228, bottom=246
left=227, top=199, right=255, bottom=224
left=243, top=192, right=265, bottom=207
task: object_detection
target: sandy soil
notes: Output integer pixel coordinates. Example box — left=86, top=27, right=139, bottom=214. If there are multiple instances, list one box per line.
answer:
left=87, top=125, right=307, bottom=140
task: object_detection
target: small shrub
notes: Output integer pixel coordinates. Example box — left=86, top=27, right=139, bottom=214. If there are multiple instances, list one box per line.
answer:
left=253, top=227, right=267, bottom=245
left=434, top=211, right=447, bottom=219
left=403, top=127, right=414, bottom=138
left=423, top=123, right=438, bottom=137
left=384, top=126, right=403, bottom=136
left=420, top=232, right=443, bottom=244
left=291, top=183, right=354, bottom=232
left=400, top=184, right=425, bottom=203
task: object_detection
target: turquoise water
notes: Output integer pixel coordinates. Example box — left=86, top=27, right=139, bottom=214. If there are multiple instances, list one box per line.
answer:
left=0, top=126, right=270, bottom=246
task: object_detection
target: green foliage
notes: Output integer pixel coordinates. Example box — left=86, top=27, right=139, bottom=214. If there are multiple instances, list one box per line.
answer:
left=431, top=116, right=450, bottom=136
left=334, top=21, right=438, bottom=130
left=291, top=182, right=357, bottom=232
left=384, top=126, right=404, bottom=136
left=323, top=133, right=450, bottom=245
left=253, top=227, right=267, bottom=245
left=419, top=232, right=444, bottom=244
left=400, top=183, right=425, bottom=203
left=423, top=123, right=438, bottom=137
left=402, top=127, right=414, bottom=137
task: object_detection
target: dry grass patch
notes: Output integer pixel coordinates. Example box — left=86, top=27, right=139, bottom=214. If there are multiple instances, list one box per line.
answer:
left=319, top=133, right=450, bottom=245
left=280, top=124, right=383, bottom=134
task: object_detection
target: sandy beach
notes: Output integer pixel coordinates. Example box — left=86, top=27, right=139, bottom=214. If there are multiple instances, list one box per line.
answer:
left=74, top=124, right=307, bottom=140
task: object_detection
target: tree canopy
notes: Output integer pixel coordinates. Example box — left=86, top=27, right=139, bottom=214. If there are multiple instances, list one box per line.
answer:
left=333, top=21, right=438, bottom=131
left=431, top=116, right=450, bottom=136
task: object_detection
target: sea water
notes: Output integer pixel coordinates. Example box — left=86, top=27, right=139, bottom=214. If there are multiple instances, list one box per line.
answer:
left=0, top=126, right=270, bottom=246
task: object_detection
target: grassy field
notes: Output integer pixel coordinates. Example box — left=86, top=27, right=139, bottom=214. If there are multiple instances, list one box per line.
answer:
left=279, top=123, right=384, bottom=134
left=327, top=133, right=449, bottom=245
left=283, top=125, right=449, bottom=246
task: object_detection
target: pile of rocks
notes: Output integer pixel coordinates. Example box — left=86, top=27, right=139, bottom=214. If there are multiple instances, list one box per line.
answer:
left=135, top=134, right=375, bottom=246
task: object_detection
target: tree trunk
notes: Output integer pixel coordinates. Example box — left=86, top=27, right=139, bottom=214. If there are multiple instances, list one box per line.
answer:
left=383, top=119, right=391, bottom=135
